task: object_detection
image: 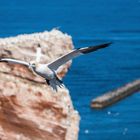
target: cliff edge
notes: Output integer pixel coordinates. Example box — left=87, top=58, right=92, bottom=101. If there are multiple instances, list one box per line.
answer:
left=0, top=29, right=80, bottom=140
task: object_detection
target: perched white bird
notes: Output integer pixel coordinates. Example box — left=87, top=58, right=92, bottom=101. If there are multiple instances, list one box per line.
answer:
left=0, top=42, right=111, bottom=91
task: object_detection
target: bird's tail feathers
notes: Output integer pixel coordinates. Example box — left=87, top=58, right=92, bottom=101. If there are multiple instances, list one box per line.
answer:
left=46, top=76, right=64, bottom=92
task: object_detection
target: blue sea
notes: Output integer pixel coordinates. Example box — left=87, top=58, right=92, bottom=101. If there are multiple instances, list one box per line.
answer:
left=0, top=0, right=140, bottom=139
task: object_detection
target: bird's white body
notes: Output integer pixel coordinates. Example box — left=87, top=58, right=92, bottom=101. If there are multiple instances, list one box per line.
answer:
left=33, top=64, right=54, bottom=80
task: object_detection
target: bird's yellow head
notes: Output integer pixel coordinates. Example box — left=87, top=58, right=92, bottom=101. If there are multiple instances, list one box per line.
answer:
left=29, top=61, right=36, bottom=70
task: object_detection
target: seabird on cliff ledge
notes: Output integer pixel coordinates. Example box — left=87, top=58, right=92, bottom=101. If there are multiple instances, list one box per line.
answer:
left=0, top=42, right=111, bottom=91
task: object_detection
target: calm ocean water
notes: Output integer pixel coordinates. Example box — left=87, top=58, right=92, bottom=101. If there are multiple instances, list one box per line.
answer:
left=0, top=0, right=140, bottom=139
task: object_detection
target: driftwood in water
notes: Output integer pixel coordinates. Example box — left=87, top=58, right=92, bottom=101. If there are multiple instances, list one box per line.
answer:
left=91, top=79, right=140, bottom=109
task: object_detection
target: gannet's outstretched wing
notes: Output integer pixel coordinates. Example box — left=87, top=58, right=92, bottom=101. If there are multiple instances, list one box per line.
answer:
left=48, top=42, right=111, bottom=70
left=0, top=58, right=29, bottom=67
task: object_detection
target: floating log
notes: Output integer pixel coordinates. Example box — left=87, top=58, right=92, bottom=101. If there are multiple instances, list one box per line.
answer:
left=91, top=79, right=140, bottom=109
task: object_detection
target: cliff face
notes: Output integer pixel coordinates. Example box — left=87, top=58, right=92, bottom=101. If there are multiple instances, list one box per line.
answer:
left=0, top=29, right=80, bottom=140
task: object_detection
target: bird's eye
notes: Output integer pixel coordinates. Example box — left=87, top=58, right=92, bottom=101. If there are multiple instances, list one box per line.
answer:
left=32, top=63, right=36, bottom=66
left=29, top=62, right=35, bottom=67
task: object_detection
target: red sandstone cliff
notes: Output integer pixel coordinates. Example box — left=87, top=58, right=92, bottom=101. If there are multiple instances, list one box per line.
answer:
left=0, top=29, right=80, bottom=140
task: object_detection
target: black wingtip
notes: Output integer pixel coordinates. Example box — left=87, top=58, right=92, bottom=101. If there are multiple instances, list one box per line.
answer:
left=0, top=58, right=10, bottom=62
left=80, top=42, right=112, bottom=54
left=0, top=58, right=6, bottom=62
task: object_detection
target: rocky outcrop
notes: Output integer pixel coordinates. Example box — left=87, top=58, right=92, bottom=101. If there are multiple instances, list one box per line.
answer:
left=0, top=29, right=80, bottom=140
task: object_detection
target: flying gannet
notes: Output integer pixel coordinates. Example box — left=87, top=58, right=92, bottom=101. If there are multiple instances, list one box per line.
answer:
left=0, top=42, right=111, bottom=91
